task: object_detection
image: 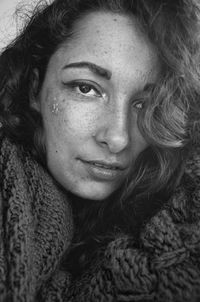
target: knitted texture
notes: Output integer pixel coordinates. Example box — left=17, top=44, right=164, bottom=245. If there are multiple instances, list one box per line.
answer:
left=0, top=137, right=73, bottom=302
left=65, top=144, right=200, bottom=302
left=1, top=136, right=200, bottom=302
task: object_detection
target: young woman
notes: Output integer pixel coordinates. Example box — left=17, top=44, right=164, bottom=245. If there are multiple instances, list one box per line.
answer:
left=0, top=0, right=200, bottom=301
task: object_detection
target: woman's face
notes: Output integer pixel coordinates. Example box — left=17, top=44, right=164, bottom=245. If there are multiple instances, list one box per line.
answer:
left=34, top=12, right=160, bottom=200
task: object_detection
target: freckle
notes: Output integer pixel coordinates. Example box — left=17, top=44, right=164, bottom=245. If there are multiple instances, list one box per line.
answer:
left=50, top=102, right=60, bottom=115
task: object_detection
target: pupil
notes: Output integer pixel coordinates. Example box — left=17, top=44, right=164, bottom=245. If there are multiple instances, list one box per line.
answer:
left=80, top=85, right=91, bottom=93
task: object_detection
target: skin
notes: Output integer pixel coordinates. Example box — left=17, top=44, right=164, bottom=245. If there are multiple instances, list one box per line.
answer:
left=33, top=11, right=160, bottom=200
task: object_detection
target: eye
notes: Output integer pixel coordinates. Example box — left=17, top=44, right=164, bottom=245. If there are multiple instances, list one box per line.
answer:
left=132, top=99, right=144, bottom=110
left=78, top=83, right=101, bottom=97
left=65, top=81, right=102, bottom=98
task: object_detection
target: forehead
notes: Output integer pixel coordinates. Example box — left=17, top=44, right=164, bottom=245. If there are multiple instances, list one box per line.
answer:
left=48, top=11, right=160, bottom=86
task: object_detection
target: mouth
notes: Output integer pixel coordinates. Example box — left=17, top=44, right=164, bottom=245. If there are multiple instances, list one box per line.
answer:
left=85, top=160, right=124, bottom=170
left=79, top=159, right=128, bottom=181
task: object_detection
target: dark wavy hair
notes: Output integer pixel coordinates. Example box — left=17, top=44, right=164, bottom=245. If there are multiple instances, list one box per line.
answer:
left=0, top=0, right=200, bottom=273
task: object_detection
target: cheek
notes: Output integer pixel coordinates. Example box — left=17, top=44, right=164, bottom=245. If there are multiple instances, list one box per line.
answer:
left=137, top=137, right=148, bottom=154
left=130, top=119, right=149, bottom=157
left=131, top=137, right=148, bottom=161
left=43, top=97, right=100, bottom=145
left=62, top=105, right=95, bottom=137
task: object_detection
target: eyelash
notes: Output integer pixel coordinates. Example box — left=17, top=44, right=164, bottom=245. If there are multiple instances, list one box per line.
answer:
left=63, top=80, right=146, bottom=110
left=63, top=81, right=102, bottom=98
left=132, top=99, right=144, bottom=110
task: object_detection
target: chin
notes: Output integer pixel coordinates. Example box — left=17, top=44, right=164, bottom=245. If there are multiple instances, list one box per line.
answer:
left=70, top=184, right=117, bottom=201
left=73, top=190, right=113, bottom=201
left=58, top=176, right=122, bottom=201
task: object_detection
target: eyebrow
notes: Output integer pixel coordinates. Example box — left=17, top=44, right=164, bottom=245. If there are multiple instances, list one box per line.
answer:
left=143, top=83, right=156, bottom=92
left=62, top=61, right=112, bottom=80
left=133, top=83, right=156, bottom=99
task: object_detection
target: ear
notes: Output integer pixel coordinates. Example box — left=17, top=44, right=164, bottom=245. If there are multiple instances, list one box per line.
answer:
left=29, top=69, right=41, bottom=112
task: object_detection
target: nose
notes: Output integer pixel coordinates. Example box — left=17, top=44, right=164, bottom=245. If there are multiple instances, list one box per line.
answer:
left=94, top=105, right=130, bottom=154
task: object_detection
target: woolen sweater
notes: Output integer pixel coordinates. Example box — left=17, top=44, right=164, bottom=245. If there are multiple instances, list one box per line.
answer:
left=1, top=136, right=200, bottom=302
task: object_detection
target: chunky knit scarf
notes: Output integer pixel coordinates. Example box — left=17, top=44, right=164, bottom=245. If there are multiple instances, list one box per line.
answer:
left=45, top=143, right=200, bottom=301
left=0, top=137, right=73, bottom=302
left=1, top=137, right=200, bottom=302
left=63, top=141, right=200, bottom=302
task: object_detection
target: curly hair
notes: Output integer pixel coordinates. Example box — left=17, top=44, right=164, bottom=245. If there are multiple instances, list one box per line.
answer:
left=0, top=0, right=200, bottom=267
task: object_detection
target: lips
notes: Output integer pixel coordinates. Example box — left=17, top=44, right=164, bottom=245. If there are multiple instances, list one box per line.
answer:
left=83, top=160, right=126, bottom=170
left=79, top=158, right=128, bottom=181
